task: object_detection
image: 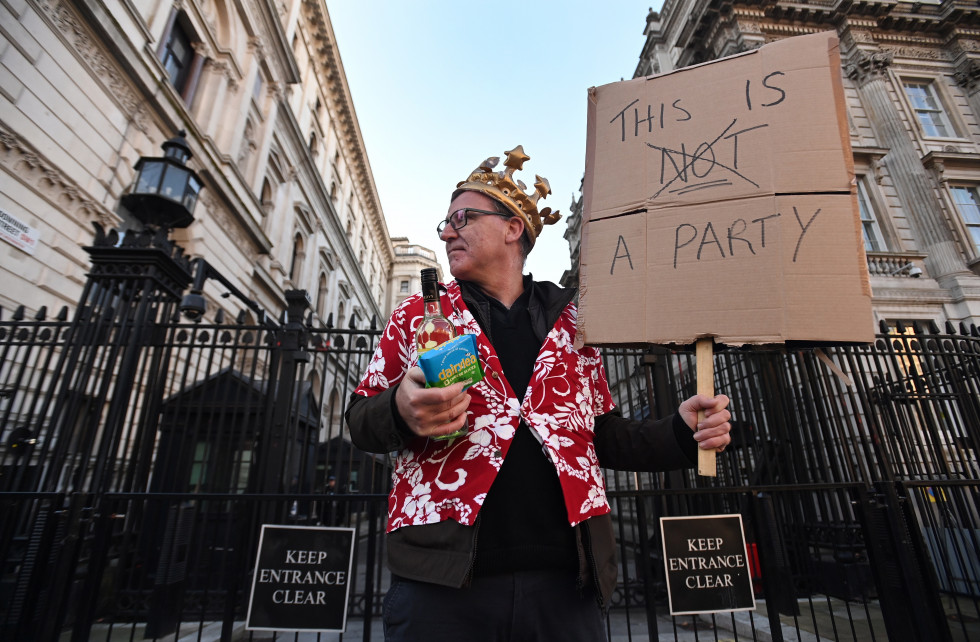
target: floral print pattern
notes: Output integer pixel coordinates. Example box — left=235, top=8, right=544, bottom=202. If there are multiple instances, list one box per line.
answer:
left=354, top=281, right=616, bottom=532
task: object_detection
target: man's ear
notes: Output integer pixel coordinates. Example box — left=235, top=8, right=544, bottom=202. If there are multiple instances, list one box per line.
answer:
left=504, top=216, right=526, bottom=245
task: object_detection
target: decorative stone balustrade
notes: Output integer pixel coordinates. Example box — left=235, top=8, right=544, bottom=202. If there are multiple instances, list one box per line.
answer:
left=866, top=252, right=928, bottom=278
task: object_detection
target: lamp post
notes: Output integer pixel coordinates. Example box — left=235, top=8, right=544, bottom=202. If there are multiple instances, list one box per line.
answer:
left=39, top=134, right=204, bottom=639
left=120, top=130, right=202, bottom=230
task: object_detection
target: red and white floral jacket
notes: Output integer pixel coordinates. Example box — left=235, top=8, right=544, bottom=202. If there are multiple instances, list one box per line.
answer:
left=353, top=280, right=616, bottom=533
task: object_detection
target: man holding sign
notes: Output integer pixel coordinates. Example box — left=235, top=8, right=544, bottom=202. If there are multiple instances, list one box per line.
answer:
left=347, top=146, right=730, bottom=640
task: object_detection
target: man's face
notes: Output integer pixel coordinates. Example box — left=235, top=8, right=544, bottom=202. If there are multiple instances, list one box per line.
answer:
left=439, top=191, right=514, bottom=282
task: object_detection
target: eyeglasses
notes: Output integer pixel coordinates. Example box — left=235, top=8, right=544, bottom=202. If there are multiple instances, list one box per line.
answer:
left=437, top=208, right=512, bottom=235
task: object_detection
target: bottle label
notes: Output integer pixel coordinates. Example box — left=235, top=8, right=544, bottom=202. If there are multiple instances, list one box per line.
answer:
left=418, top=334, right=484, bottom=389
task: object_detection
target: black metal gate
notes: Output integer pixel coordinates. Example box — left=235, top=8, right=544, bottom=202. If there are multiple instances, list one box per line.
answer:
left=1, top=226, right=978, bottom=640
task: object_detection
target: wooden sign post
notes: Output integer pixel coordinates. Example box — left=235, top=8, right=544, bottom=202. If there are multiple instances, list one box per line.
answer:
left=696, top=338, right=716, bottom=477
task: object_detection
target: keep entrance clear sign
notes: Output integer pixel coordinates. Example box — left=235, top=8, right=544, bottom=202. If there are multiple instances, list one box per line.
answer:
left=660, top=514, right=755, bottom=615
left=246, top=525, right=355, bottom=632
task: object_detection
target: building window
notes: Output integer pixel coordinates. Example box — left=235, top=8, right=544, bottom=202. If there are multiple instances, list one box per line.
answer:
left=290, top=233, right=305, bottom=283
left=317, top=273, right=329, bottom=318
left=857, top=177, right=886, bottom=252
left=399, top=279, right=409, bottom=294
left=903, top=81, right=955, bottom=138
left=260, top=177, right=273, bottom=216
left=233, top=448, right=252, bottom=494
left=162, top=18, right=194, bottom=94
left=189, top=441, right=210, bottom=491
left=950, top=186, right=980, bottom=254
left=252, top=73, right=264, bottom=102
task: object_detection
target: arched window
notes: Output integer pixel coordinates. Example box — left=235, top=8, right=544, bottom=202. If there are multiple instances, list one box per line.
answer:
left=328, top=388, right=342, bottom=434
left=337, top=301, right=346, bottom=330
left=260, top=178, right=273, bottom=216
left=290, top=233, right=305, bottom=283
left=317, top=272, right=329, bottom=319
left=310, top=371, right=323, bottom=432
left=308, top=132, right=319, bottom=158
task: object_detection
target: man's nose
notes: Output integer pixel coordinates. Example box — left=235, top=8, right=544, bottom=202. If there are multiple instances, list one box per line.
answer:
left=439, top=224, right=456, bottom=241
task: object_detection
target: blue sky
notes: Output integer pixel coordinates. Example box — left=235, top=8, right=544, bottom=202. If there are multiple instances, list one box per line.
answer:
left=326, top=1, right=661, bottom=283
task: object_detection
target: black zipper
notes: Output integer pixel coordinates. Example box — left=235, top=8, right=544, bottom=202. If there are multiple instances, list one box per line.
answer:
left=581, top=520, right=605, bottom=610
left=462, top=513, right=482, bottom=587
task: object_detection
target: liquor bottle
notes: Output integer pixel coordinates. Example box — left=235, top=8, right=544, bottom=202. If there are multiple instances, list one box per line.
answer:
left=416, top=268, right=456, bottom=353
left=415, top=268, right=467, bottom=440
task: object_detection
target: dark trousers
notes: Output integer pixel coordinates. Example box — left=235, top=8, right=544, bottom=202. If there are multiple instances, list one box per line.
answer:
left=382, top=571, right=607, bottom=641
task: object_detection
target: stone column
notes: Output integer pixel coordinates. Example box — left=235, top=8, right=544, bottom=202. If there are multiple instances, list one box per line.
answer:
left=845, top=50, right=970, bottom=280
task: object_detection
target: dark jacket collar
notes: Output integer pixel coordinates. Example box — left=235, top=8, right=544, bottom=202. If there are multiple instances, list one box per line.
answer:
left=456, top=276, right=577, bottom=344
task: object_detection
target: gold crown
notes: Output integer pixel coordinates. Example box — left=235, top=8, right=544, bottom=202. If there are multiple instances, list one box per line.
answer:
left=455, top=145, right=561, bottom=248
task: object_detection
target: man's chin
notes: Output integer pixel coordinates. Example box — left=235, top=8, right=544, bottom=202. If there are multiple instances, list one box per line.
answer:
left=446, top=259, right=470, bottom=281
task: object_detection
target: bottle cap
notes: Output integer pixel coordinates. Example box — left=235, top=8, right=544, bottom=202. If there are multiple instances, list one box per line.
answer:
left=420, top=268, right=438, bottom=284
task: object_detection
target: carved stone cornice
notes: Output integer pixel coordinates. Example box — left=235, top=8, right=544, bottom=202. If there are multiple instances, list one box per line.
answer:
left=267, top=81, right=285, bottom=102
left=198, top=191, right=259, bottom=263
left=299, top=0, right=394, bottom=266
left=872, top=31, right=944, bottom=48
left=207, top=58, right=228, bottom=74
left=192, top=41, right=211, bottom=58
left=921, top=150, right=980, bottom=185
left=204, top=58, right=237, bottom=91
left=854, top=146, right=892, bottom=185
left=954, top=58, right=980, bottom=92
left=248, top=35, right=265, bottom=58
left=871, top=156, right=887, bottom=185
left=0, top=122, right=115, bottom=228
left=879, top=44, right=949, bottom=62
left=845, top=49, right=894, bottom=86
left=34, top=0, right=148, bottom=132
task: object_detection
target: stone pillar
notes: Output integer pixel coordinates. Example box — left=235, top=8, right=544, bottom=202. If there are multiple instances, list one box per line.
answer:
left=845, top=50, right=970, bottom=280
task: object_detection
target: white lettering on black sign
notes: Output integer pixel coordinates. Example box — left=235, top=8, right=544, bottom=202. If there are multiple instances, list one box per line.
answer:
left=246, top=525, right=355, bottom=632
left=660, top=514, right=755, bottom=615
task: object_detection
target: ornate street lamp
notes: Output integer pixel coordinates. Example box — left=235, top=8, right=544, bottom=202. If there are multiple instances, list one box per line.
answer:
left=120, top=130, right=202, bottom=229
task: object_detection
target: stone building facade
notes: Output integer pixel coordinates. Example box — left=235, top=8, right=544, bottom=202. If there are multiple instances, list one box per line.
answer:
left=0, top=0, right=428, bottom=326
left=387, top=237, right=443, bottom=314
left=565, top=1, right=980, bottom=329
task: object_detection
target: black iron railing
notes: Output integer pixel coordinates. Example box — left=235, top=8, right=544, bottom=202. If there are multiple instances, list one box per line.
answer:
left=1, top=293, right=979, bottom=640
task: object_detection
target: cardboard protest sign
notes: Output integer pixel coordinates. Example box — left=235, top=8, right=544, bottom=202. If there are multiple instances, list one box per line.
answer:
left=578, top=32, right=873, bottom=347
